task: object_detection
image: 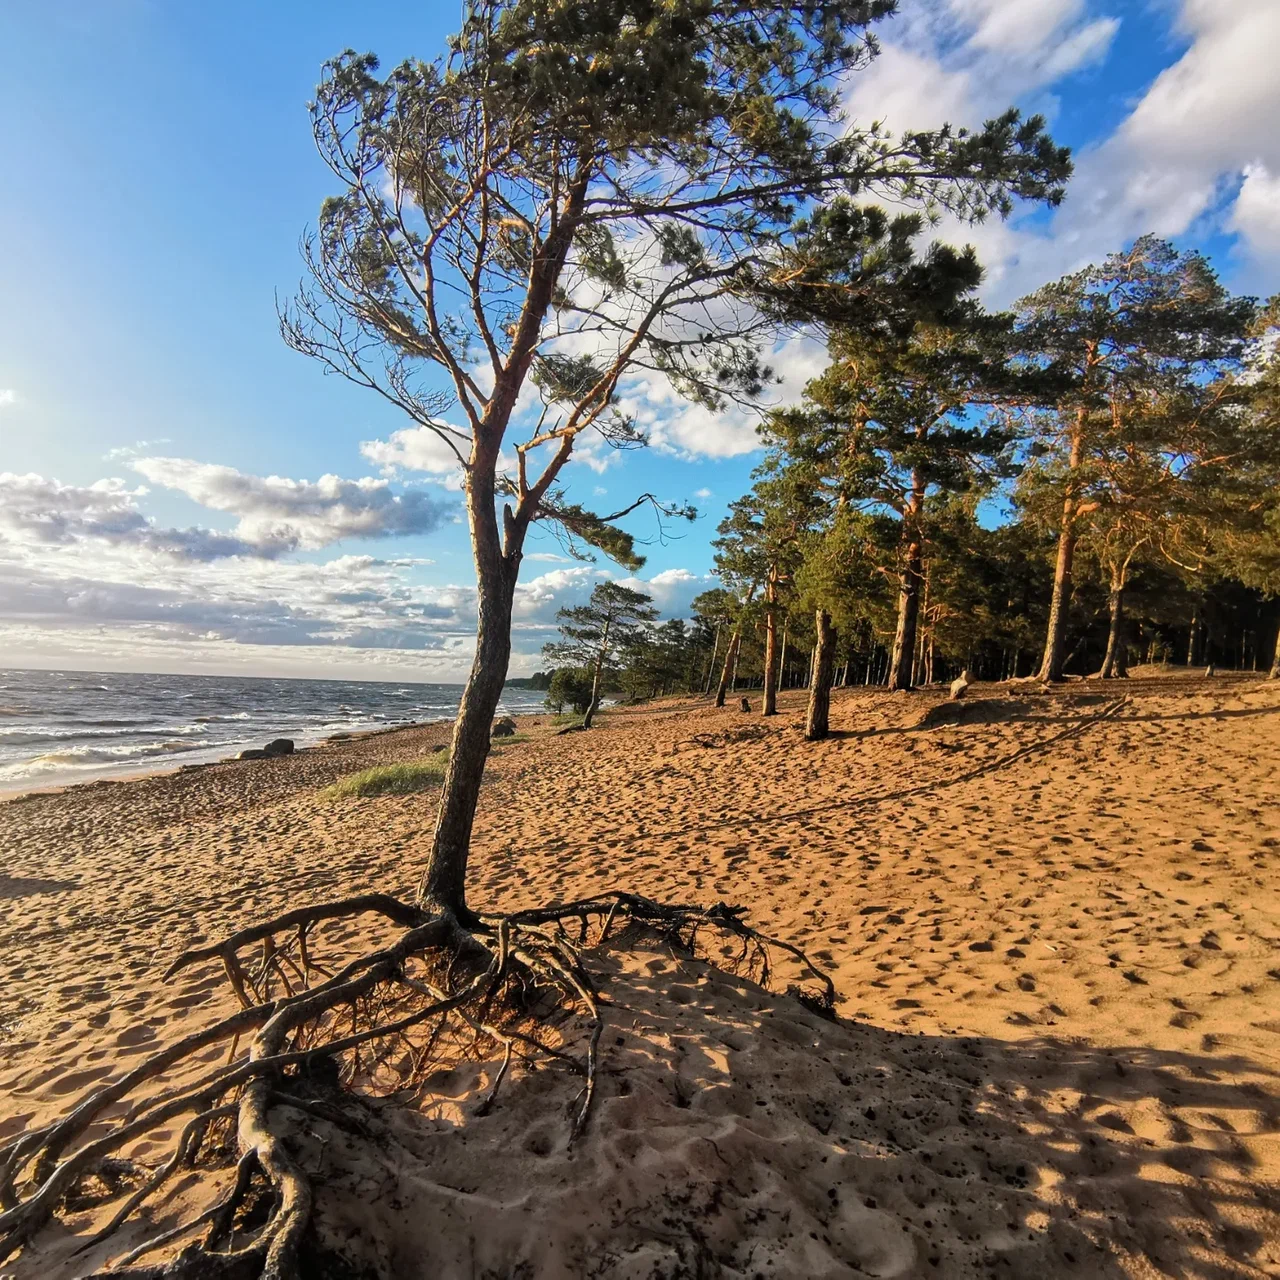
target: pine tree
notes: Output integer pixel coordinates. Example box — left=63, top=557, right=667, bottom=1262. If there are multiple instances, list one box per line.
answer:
left=1011, top=237, right=1255, bottom=682
left=281, top=0, right=1070, bottom=915
left=543, top=582, right=658, bottom=728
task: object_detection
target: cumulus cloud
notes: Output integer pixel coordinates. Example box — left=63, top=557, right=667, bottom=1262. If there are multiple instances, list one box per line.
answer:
left=0, top=473, right=266, bottom=560
left=0, top=390, right=16, bottom=408
left=0, top=471, right=707, bottom=675
left=132, top=457, right=451, bottom=552
left=846, top=0, right=1280, bottom=302
left=359, top=424, right=468, bottom=482
left=842, top=0, right=1118, bottom=136
left=1230, top=164, right=1280, bottom=272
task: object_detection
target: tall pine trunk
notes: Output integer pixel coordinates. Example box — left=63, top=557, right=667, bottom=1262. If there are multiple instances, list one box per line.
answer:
left=806, top=609, right=836, bottom=741
left=1037, top=418, right=1086, bottom=682
left=715, top=628, right=741, bottom=708
left=762, top=576, right=779, bottom=715
left=703, top=624, right=721, bottom=694
left=1099, top=572, right=1128, bottom=679
left=888, top=543, right=923, bottom=691
left=582, top=615, right=611, bottom=729
left=419, top=476, right=517, bottom=919
left=888, top=473, right=924, bottom=692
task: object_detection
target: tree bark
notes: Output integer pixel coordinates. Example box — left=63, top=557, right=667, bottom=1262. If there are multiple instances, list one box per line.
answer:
left=419, top=476, right=518, bottom=919
left=1037, top=418, right=1087, bottom=683
left=582, top=615, right=611, bottom=729
left=1099, top=572, right=1129, bottom=679
left=762, top=575, right=779, bottom=716
left=1187, top=607, right=1199, bottom=667
left=702, top=623, right=721, bottom=695
left=1269, top=629, right=1280, bottom=680
left=715, top=628, right=741, bottom=708
left=778, top=615, right=789, bottom=693
left=888, top=542, right=924, bottom=691
left=806, top=609, right=836, bottom=741
left=888, top=471, right=924, bottom=692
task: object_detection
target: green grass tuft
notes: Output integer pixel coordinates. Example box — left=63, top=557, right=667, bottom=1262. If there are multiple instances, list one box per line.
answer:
left=322, top=753, right=448, bottom=800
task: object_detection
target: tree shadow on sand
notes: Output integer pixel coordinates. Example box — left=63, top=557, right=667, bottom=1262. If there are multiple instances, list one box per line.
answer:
left=0, top=875, right=80, bottom=901
left=36, top=942, right=1280, bottom=1279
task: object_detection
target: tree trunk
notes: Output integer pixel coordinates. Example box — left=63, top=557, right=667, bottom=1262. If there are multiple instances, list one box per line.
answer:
left=1099, top=572, right=1128, bottom=679
left=419, top=519, right=516, bottom=920
left=582, top=615, right=611, bottom=729
left=778, top=616, right=789, bottom=693
left=715, top=628, right=741, bottom=708
left=888, top=542, right=924, bottom=691
left=1037, top=421, right=1086, bottom=683
left=762, top=576, right=779, bottom=716
left=888, top=473, right=924, bottom=691
left=1187, top=607, right=1199, bottom=667
left=1269, top=629, right=1280, bottom=680
left=806, top=609, right=836, bottom=741
left=702, top=623, right=721, bottom=695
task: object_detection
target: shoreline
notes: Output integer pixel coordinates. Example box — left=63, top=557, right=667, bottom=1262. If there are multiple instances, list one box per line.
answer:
left=2, top=677, right=1279, bottom=1277
left=0, top=718, right=437, bottom=802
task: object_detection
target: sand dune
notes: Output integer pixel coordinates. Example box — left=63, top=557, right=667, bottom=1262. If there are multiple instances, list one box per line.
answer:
left=1, top=676, right=1278, bottom=1277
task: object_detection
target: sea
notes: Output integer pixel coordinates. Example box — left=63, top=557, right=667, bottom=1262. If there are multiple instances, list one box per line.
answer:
left=0, top=668, right=548, bottom=792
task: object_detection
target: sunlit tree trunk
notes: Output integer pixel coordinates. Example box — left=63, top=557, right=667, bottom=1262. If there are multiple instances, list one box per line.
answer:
left=1038, top=414, right=1087, bottom=682
left=715, top=627, right=741, bottom=707
left=419, top=464, right=521, bottom=920
left=1099, top=569, right=1129, bottom=679
left=806, top=609, right=836, bottom=741
left=762, top=573, right=779, bottom=715
left=778, top=615, right=789, bottom=693
left=702, top=623, right=721, bottom=695
left=582, top=614, right=612, bottom=729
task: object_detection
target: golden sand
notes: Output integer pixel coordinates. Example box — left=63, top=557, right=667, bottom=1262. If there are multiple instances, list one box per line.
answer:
left=2, top=676, right=1278, bottom=1277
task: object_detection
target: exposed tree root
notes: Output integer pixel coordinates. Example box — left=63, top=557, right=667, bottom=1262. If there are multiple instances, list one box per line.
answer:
left=0, top=891, right=832, bottom=1279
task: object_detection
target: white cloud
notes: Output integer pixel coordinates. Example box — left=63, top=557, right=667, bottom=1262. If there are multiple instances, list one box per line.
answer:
left=104, top=438, right=172, bottom=461
left=132, top=456, right=451, bottom=552
left=850, top=0, right=1280, bottom=303
left=0, top=472, right=270, bottom=560
left=1231, top=165, right=1280, bottom=270
left=842, top=0, right=1118, bottom=137
left=693, top=488, right=714, bottom=501
left=0, top=390, right=16, bottom=408
left=359, top=424, right=468, bottom=482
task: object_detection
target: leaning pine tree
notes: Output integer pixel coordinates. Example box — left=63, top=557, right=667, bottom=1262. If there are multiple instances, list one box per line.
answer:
left=0, top=3, right=1073, bottom=1275
left=543, top=581, right=657, bottom=728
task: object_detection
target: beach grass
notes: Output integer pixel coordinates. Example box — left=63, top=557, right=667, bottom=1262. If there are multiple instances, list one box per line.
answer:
left=322, top=753, right=449, bottom=800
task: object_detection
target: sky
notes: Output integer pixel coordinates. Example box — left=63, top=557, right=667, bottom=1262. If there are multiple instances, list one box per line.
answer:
left=1, top=0, right=1278, bottom=682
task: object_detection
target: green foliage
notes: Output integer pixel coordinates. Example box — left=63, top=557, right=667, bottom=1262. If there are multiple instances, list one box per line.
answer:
left=545, top=668, right=596, bottom=715
left=322, top=754, right=449, bottom=801
left=544, top=580, right=659, bottom=663
left=287, top=0, right=1072, bottom=591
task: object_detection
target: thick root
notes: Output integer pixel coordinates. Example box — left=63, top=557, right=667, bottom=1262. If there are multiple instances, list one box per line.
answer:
left=0, top=892, right=833, bottom=1279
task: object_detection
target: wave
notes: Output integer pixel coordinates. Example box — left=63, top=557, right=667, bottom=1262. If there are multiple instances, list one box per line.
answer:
left=194, top=712, right=253, bottom=723
left=0, top=739, right=211, bottom=778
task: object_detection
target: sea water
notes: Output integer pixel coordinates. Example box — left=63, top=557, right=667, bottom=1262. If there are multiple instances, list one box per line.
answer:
left=0, top=668, right=546, bottom=790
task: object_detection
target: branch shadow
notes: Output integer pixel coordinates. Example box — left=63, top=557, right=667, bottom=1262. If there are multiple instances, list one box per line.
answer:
left=267, top=948, right=1280, bottom=1279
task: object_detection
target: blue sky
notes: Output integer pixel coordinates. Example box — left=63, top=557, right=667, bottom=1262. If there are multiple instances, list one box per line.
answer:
left=2, top=0, right=1277, bottom=680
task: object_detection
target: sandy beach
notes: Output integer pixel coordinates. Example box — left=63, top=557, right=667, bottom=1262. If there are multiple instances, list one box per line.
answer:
left=2, top=674, right=1279, bottom=1277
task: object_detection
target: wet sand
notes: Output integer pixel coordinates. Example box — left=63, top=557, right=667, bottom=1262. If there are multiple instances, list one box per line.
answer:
left=2, top=675, right=1279, bottom=1277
